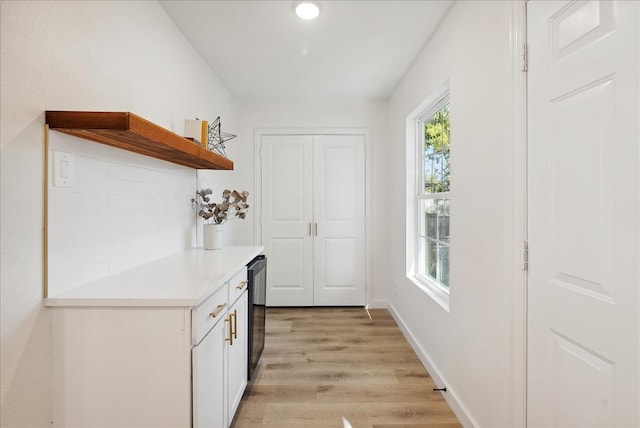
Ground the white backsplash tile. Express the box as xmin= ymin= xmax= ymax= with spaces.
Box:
xmin=48 ymin=134 xmax=196 ymax=296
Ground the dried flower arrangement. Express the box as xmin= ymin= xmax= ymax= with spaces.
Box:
xmin=192 ymin=188 xmax=249 ymax=224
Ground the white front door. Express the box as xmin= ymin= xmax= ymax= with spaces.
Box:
xmin=261 ymin=134 xmax=366 ymax=307
xmin=527 ymin=1 xmax=639 ymax=427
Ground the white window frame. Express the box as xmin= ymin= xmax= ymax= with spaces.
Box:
xmin=406 ymin=83 xmax=450 ymax=310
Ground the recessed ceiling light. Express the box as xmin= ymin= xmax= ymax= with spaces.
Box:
xmin=294 ymin=1 xmax=321 ymax=20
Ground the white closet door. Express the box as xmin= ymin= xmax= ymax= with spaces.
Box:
xmin=261 ymin=133 xmax=366 ymax=307
xmin=313 ymin=135 xmax=366 ymax=306
xmin=262 ymin=135 xmax=314 ymax=306
xmin=527 ymin=1 xmax=639 ymax=426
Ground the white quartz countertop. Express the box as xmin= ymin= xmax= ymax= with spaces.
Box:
xmin=44 ymin=246 xmax=263 ymax=308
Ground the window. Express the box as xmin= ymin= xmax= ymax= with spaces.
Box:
xmin=416 ymin=97 xmax=450 ymax=292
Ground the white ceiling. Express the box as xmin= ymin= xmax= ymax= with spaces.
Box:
xmin=159 ymin=0 xmax=453 ymax=101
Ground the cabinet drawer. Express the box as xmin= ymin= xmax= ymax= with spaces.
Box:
xmin=192 ymin=285 xmax=228 ymax=345
xmin=229 ymin=268 xmax=248 ymax=305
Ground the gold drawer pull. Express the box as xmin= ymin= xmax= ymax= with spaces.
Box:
xmin=236 ymin=280 xmax=248 ymax=291
xmin=209 ymin=303 xmax=227 ymax=318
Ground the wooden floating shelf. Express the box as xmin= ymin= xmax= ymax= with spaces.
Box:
xmin=45 ymin=111 xmax=234 ymax=170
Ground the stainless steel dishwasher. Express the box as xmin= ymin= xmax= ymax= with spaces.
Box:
xmin=246 ymin=255 xmax=266 ymax=381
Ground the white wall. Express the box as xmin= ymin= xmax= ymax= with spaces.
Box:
xmin=0 ymin=1 xmax=236 ymax=425
xmin=237 ymin=99 xmax=390 ymax=307
xmin=387 ymin=2 xmax=525 ymax=427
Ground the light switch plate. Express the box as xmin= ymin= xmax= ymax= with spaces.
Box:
xmin=53 ymin=151 xmax=74 ymax=187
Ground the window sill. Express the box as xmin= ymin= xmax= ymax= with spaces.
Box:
xmin=408 ymin=275 xmax=450 ymax=312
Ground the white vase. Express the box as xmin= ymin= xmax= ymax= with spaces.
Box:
xmin=203 ymin=224 xmax=223 ymax=250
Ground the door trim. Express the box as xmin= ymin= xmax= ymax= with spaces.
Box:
xmin=511 ymin=1 xmax=528 ymax=426
xmin=254 ymin=128 xmax=373 ymax=307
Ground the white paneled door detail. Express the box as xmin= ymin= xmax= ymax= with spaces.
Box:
xmin=527 ymin=1 xmax=639 ymax=427
xmin=262 ymin=135 xmax=314 ymax=306
xmin=262 ymin=134 xmax=366 ymax=306
xmin=313 ymin=136 xmax=366 ymax=306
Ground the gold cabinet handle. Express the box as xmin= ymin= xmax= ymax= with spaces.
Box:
xmin=308 ymin=222 xmax=312 ymax=236
xmin=232 ymin=309 xmax=238 ymax=340
xmin=236 ymin=280 xmax=248 ymax=291
xmin=315 ymin=223 xmax=318 ymax=236
xmin=225 ymin=315 xmax=233 ymax=345
xmin=209 ymin=303 xmax=227 ymax=318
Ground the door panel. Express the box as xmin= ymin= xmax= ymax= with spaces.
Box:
xmin=550 ymin=331 xmax=614 ymax=428
xmin=192 ymin=320 xmax=225 ymax=428
xmin=313 ymin=135 xmax=365 ymax=306
xmin=227 ymin=292 xmax=248 ymax=419
xmin=268 ymin=238 xmax=309 ymax=306
xmin=323 ymin=238 xmax=356 ymax=284
xmin=261 ymin=133 xmax=366 ymax=307
xmin=527 ymin=1 xmax=639 ymax=426
xmin=262 ymin=136 xmax=314 ymax=306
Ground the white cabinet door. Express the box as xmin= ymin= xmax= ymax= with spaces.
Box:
xmin=527 ymin=1 xmax=639 ymax=426
xmin=193 ymin=281 xmax=248 ymax=428
xmin=262 ymin=134 xmax=366 ymax=306
xmin=192 ymin=319 xmax=226 ymax=428
xmin=227 ymin=290 xmax=248 ymax=420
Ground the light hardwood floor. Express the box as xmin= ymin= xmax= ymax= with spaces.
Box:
xmin=232 ymin=307 xmax=461 ymax=428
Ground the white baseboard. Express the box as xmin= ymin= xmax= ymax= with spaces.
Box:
xmin=387 ymin=302 xmax=478 ymax=428
xmin=368 ymin=299 xmax=388 ymax=309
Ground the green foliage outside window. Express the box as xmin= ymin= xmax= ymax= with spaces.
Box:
xmin=424 ymin=105 xmax=450 ymax=193
xmin=420 ymin=102 xmax=450 ymax=291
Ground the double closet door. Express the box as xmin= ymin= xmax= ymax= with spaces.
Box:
xmin=261 ymin=134 xmax=365 ymax=307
